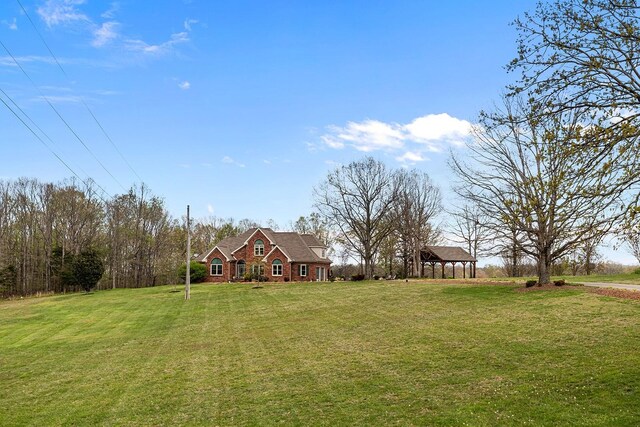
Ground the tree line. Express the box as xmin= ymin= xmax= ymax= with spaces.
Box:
xmin=0 ymin=178 xmax=184 ymax=296
xmin=0 ymin=177 xmax=337 ymax=297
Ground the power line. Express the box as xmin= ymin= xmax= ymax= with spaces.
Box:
xmin=0 ymin=39 xmax=127 ymax=192
xmin=0 ymin=88 xmax=110 ymax=204
xmin=0 ymin=85 xmax=95 ymax=182
xmin=15 ymin=0 xmax=144 ymax=184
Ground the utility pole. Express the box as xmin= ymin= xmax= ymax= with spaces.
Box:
xmin=185 ymin=204 xmax=191 ymax=300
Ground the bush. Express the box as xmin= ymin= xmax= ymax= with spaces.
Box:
xmin=525 ymin=280 xmax=537 ymax=288
xmin=72 ymin=249 xmax=105 ymax=292
xmin=554 ymin=279 xmax=565 ymax=286
xmin=373 ymin=275 xmax=380 ymax=280
xmin=284 ymin=277 xmax=289 ymax=282
xmin=633 ymin=267 xmax=640 ymax=275
xmin=0 ymin=265 xmax=16 ymax=295
xmin=178 ymin=261 xmax=207 ymax=283
xmin=351 ymin=274 xmax=365 ymax=281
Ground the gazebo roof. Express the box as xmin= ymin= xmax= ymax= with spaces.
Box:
xmin=421 ymin=246 xmax=476 ymax=263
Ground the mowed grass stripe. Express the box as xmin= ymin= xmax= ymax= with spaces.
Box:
xmin=1 ymin=281 xmax=639 ymax=426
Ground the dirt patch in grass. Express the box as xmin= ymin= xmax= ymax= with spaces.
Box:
xmin=587 ymin=287 xmax=640 ymax=301
xmin=405 ymin=279 xmax=518 ymax=286
xmin=515 ymin=284 xmax=581 ymax=292
xmin=513 ymin=283 xmax=640 ymax=301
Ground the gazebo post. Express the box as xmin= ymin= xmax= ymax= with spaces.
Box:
xmin=431 ymin=262 xmax=435 ymax=279
xmin=440 ymin=261 xmax=446 ymax=278
xmin=452 ymin=262 xmax=455 ymax=278
xmin=462 ymin=261 xmax=467 ymax=278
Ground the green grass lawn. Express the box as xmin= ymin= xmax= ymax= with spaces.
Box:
xmin=1 ymin=281 xmax=639 ymax=426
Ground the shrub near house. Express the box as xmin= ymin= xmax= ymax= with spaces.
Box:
xmin=198 ymin=228 xmax=331 ymax=283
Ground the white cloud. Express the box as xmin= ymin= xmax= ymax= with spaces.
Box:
xmin=222 ymin=156 xmax=245 ymax=168
xmin=37 ymin=94 xmax=84 ymax=104
xmin=184 ymin=19 xmax=198 ymax=31
xmin=330 ymin=120 xmax=404 ymax=152
xmin=0 ymin=55 xmax=59 ymax=67
xmin=36 ymin=0 xmax=190 ymax=60
xmin=38 ymin=0 xmax=89 ymax=27
xmin=101 ymin=2 xmax=120 ymax=19
xmin=320 ymin=135 xmax=344 ymax=149
xmin=320 ymin=113 xmax=473 ymax=162
xmin=125 ymin=32 xmax=189 ymax=55
xmin=2 ymin=18 xmax=18 ymax=30
xmin=92 ymin=21 xmax=120 ymax=47
xmin=404 ymin=113 xmax=473 ymax=149
xmin=395 ymin=151 xmax=427 ymax=164
xmin=91 ymin=89 xmax=120 ymax=96
xmin=207 ymin=204 xmax=214 ymax=214
xmin=178 ymin=80 xmax=191 ymax=90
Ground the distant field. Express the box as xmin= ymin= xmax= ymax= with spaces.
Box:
xmin=1 ymin=281 xmax=639 ymax=426
xmin=556 ymin=272 xmax=640 ymax=285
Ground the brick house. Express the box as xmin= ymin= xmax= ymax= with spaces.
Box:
xmin=198 ymin=228 xmax=331 ymax=283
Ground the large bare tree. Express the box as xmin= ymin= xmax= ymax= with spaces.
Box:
xmin=509 ymin=0 xmax=640 ymax=212
xmin=314 ymin=157 xmax=399 ymax=279
xmin=451 ymin=96 xmax=625 ymax=284
xmin=393 ymin=170 xmax=442 ymax=277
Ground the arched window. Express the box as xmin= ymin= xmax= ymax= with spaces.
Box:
xmin=272 ymin=259 xmax=283 ymax=276
xmin=254 ymin=239 xmax=264 ymax=256
xmin=211 ymin=258 xmax=223 ymax=276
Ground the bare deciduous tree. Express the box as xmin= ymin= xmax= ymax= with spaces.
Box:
xmin=290 ymin=212 xmax=335 ymax=257
xmin=448 ymin=204 xmax=490 ymax=260
xmin=451 ymin=96 xmax=624 ymax=284
xmin=394 ymin=170 xmax=442 ymax=277
xmin=509 ymin=0 xmax=640 ymax=208
xmin=314 ymin=157 xmax=399 ymax=279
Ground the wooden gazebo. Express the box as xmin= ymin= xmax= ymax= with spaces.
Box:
xmin=420 ymin=246 xmax=477 ymax=279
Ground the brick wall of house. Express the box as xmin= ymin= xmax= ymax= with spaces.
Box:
xmin=290 ymin=262 xmax=331 ymax=282
xmin=242 ymin=230 xmax=272 ymax=279
xmin=263 ymin=247 xmax=289 ymax=282
xmin=203 ymin=247 xmax=230 ymax=283
xmin=201 ymin=229 xmax=332 ymax=284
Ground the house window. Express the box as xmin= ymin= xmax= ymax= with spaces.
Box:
xmin=299 ymin=264 xmax=307 ymax=276
xmin=211 ymin=258 xmax=223 ymax=276
xmin=251 ymin=264 xmax=264 ymax=276
xmin=254 ymin=239 xmax=264 ymax=256
xmin=272 ymin=259 xmax=283 ymax=276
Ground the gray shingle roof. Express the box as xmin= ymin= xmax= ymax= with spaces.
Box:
xmin=421 ymin=246 xmax=476 ymax=262
xmin=200 ymin=228 xmax=330 ymax=264
xmin=300 ymin=233 xmax=324 ymax=247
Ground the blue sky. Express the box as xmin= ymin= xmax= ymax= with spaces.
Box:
xmin=1 ymin=1 xmax=634 ymax=263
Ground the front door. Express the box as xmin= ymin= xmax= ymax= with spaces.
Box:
xmin=316 ymin=267 xmax=325 ymax=281
xmin=236 ymin=261 xmax=245 ymax=278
